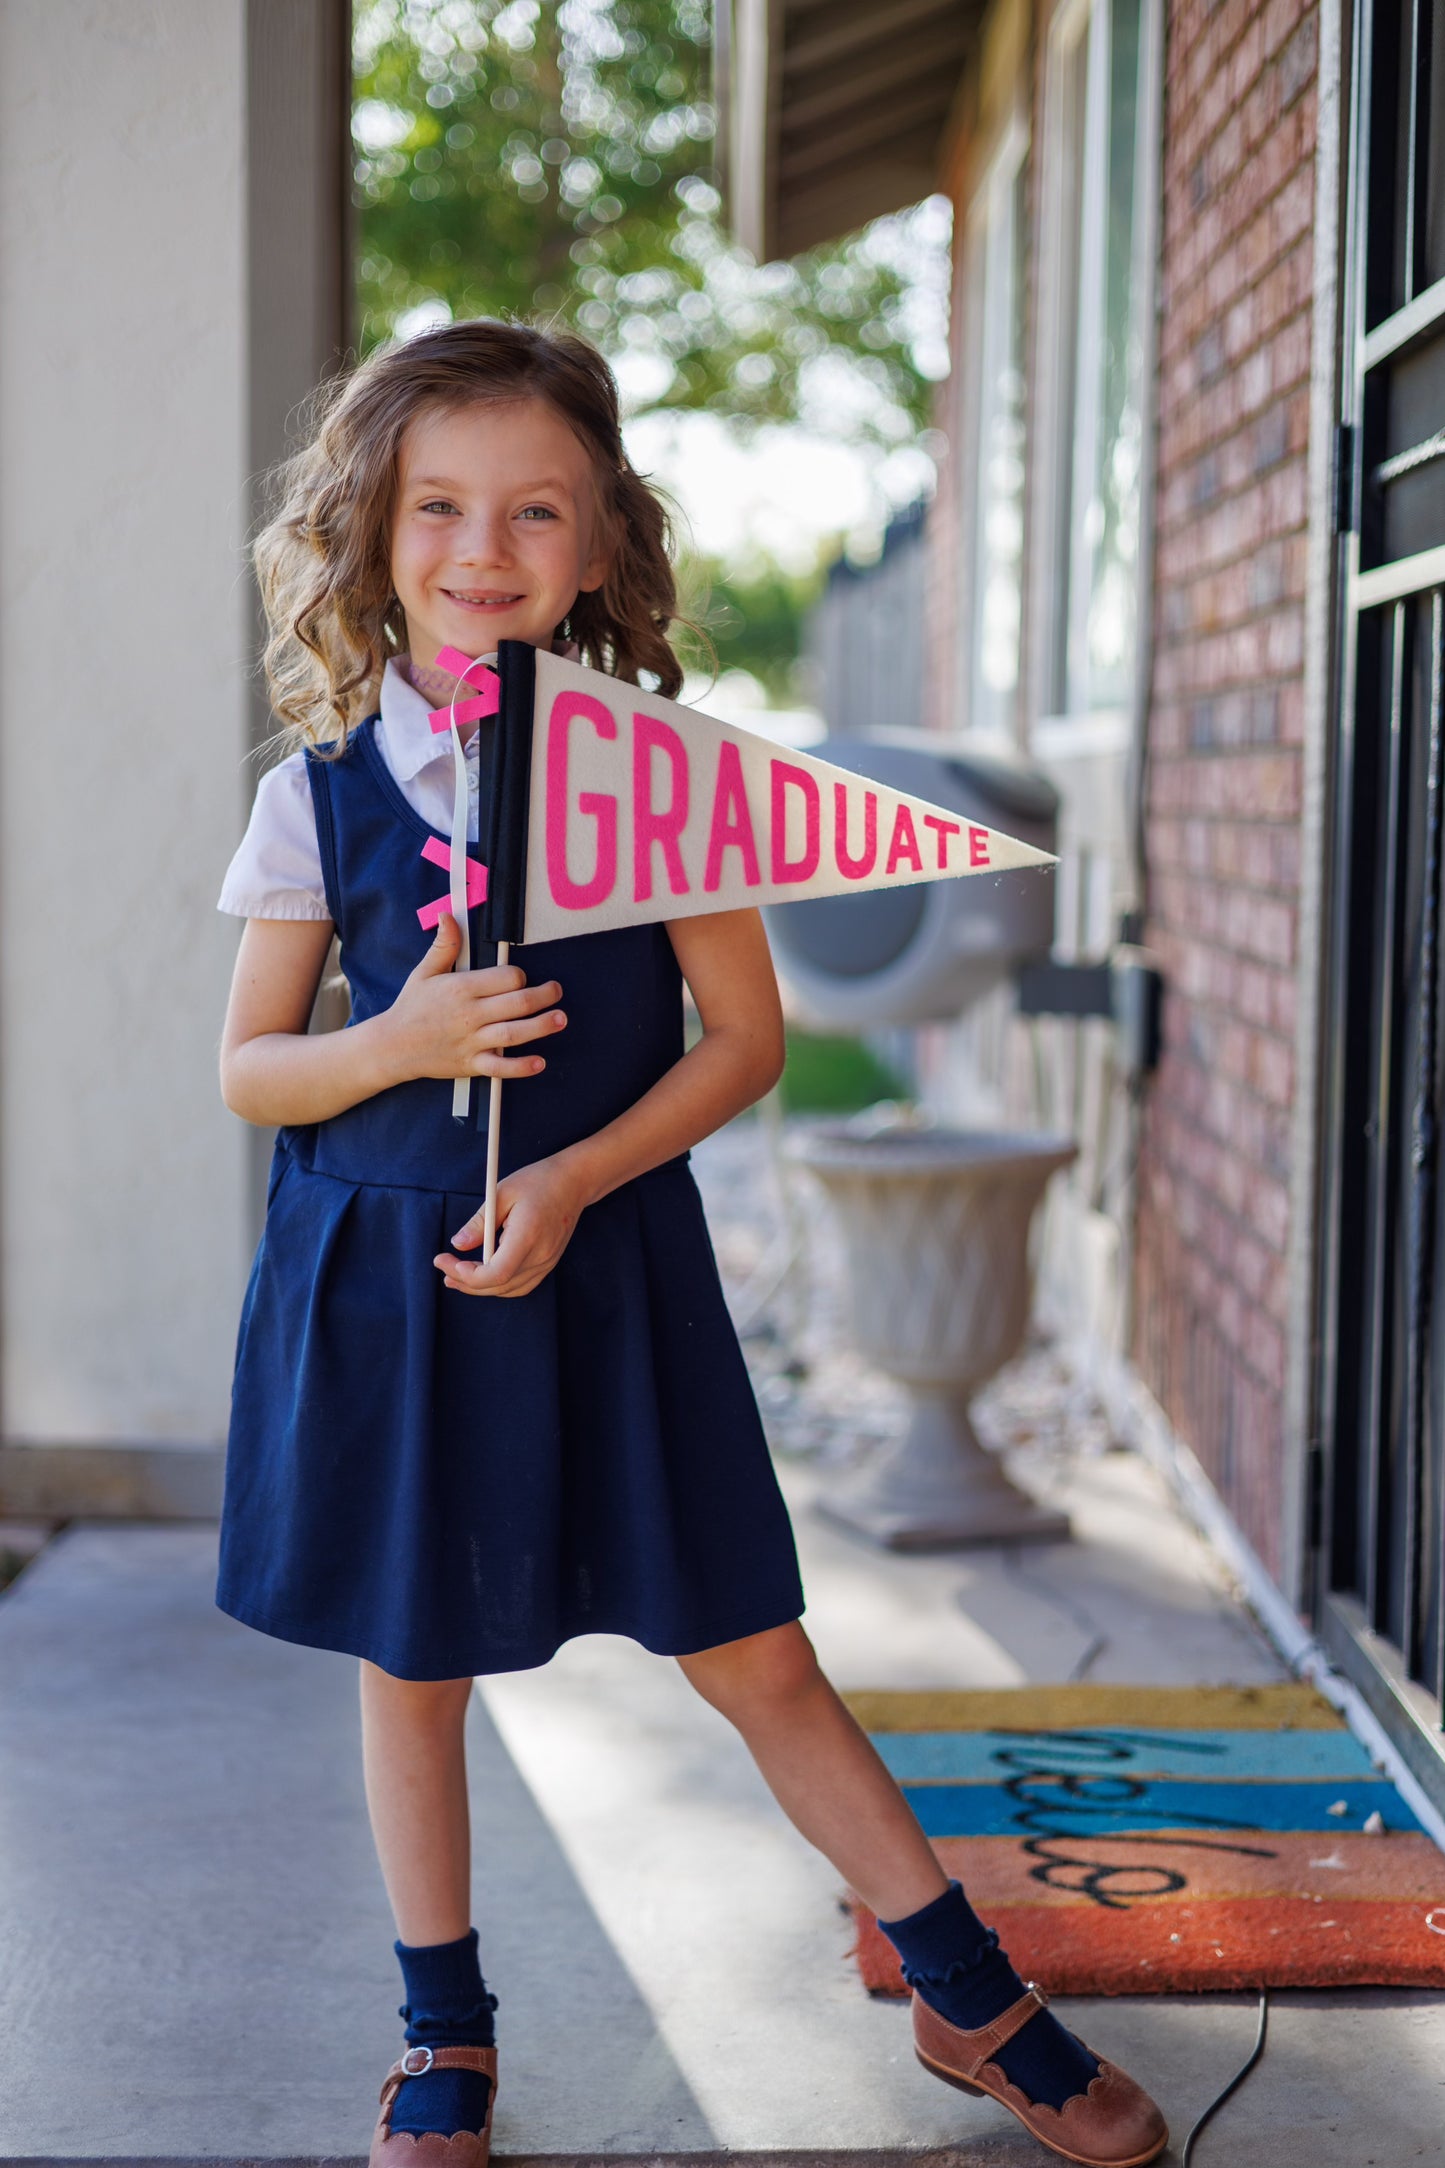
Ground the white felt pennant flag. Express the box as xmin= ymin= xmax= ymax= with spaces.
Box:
xmin=518 ymin=649 xmax=1055 ymax=944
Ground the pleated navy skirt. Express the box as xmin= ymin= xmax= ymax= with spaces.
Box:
xmin=216 ymin=720 xmax=805 ymax=1680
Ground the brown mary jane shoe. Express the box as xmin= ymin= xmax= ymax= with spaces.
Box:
xmin=913 ymin=1985 xmax=1167 ymax=2168
xmin=369 ymin=2043 xmax=498 ymax=2167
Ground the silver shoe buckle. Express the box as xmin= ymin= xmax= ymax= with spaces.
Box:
xmin=401 ymin=2046 xmax=435 ymax=2076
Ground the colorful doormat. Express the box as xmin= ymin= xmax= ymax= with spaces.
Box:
xmin=844 ymin=1685 xmax=1445 ymax=1994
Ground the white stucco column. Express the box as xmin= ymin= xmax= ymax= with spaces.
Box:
xmin=0 ymin=2 xmax=348 ymax=1496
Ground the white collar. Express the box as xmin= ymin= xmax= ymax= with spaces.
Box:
xmin=377 ymin=656 xmax=446 ymax=786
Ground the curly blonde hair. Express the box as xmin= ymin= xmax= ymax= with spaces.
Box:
xmin=252 ymin=318 xmax=686 ymax=754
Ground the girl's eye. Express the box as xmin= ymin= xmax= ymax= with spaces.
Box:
xmin=413 ymin=499 xmax=559 ymax=519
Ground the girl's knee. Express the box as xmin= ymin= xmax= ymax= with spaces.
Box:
xmin=677 ymin=1620 xmax=822 ymax=1720
xmin=359 ymin=1658 xmax=474 ymax=1721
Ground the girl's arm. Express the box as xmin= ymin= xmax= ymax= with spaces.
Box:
xmin=441 ymin=906 xmax=783 ymax=1296
xmin=219 ymin=912 xmax=568 ymax=1127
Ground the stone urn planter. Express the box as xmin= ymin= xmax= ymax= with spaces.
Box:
xmin=787 ymin=1120 xmax=1077 ymax=1548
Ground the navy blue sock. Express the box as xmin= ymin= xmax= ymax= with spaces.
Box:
xmin=877 ymin=1881 xmax=1098 ymax=2112
xmin=390 ymin=1928 xmax=497 ymax=2139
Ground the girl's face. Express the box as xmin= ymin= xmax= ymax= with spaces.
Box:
xmin=389 ymin=396 xmax=610 ymax=667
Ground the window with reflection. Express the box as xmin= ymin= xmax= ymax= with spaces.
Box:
xmin=965 ymin=118 xmax=1030 ymax=744
xmin=1046 ymin=0 xmax=1152 ymax=722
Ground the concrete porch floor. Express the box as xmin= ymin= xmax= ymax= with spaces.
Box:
xmin=0 ymin=1123 xmax=1442 ymax=2164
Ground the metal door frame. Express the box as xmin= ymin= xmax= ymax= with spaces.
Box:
xmin=1314 ymin=0 xmax=1445 ymax=1806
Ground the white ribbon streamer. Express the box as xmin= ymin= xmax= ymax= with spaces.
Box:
xmin=439 ymin=650 xmax=498 ymax=1121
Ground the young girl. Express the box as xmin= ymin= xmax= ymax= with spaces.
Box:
xmin=215 ymin=318 xmax=1166 ymax=2168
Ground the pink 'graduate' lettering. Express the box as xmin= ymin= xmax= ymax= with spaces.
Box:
xmin=633 ymin=712 xmax=691 ymax=901
xmin=704 ymin=741 xmax=761 ymax=892
xmin=834 ymin=783 xmax=878 ymax=880
xmin=923 ymin=814 xmax=961 ymax=868
xmin=886 ymin=804 xmax=924 ymax=874
xmin=546 ymin=690 xmax=619 ymax=910
xmin=771 ymin=761 xmax=821 ymax=884
xmin=514 ymin=651 xmax=1055 ymax=943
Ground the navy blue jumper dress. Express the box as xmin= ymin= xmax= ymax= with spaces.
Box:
xmin=216 ymin=716 xmax=805 ymax=1680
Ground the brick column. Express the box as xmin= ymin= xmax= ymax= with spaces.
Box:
xmin=1133 ymin=0 xmax=1320 ymax=1581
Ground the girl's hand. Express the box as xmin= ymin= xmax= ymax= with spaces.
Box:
xmin=434 ymin=1155 xmax=591 ymax=1298
xmin=379 ymin=912 xmax=566 ymax=1084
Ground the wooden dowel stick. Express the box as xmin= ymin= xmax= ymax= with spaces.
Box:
xmin=482 ymin=939 xmax=509 ymax=1262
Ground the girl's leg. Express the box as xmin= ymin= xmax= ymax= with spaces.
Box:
xmin=359 ymin=1662 xmax=497 ymax=2142
xmin=359 ymin=1663 xmax=475 ymax=1943
xmin=678 ymin=1620 xmax=946 ymax=1920
xmin=676 ymin=1623 xmax=1101 ymax=2112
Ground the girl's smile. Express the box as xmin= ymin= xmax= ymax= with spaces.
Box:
xmin=390 ymin=398 xmax=610 ymax=669
xmin=441 ymin=588 xmax=524 ymax=611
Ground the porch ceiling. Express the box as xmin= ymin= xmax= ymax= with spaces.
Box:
xmin=718 ymin=0 xmax=983 ymax=262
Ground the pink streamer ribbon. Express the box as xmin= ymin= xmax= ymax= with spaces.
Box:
xmin=430 ymin=646 xmax=500 ymax=730
xmin=417 ymin=836 xmax=488 ymax=928
xmin=429 ymin=644 xmax=499 ymax=1122
xmin=428 ymin=686 xmax=499 ymax=734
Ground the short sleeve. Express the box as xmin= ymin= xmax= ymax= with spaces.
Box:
xmin=217 ymin=753 xmax=333 ymax=921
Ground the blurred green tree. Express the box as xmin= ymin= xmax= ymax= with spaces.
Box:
xmin=687 ymin=552 xmax=828 ymax=702
xmin=354 ymin=0 xmax=949 ymax=455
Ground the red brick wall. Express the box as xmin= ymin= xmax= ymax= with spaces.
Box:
xmin=1133 ymin=0 xmax=1319 ymax=1580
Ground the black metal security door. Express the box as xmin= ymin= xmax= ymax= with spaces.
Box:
xmin=1317 ymin=0 xmax=1445 ymax=1799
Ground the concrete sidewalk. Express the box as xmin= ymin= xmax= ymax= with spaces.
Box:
xmin=480 ymin=1447 xmax=1445 ymax=2166
xmin=1 ymin=1121 xmax=1442 ymax=2164
xmin=0 ymin=1521 xmax=711 ymax=2164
